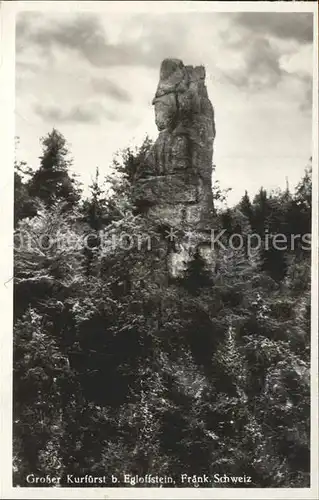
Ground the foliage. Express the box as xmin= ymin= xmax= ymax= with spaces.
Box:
xmin=14 ymin=145 xmax=37 ymax=226
xmin=13 ymin=134 xmax=311 ymax=487
xmin=28 ymin=129 xmax=81 ymax=209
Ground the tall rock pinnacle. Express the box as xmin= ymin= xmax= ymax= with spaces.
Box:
xmin=133 ymin=58 xmax=216 ymax=276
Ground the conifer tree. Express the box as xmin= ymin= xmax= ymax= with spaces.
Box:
xmin=81 ymin=167 xmax=109 ymax=276
xmin=252 ymin=187 xmax=270 ymax=235
xmin=289 ymin=162 xmax=312 ymax=238
xmin=238 ymin=190 xmax=253 ymax=225
xmin=82 ymin=167 xmax=108 ymax=231
xmin=28 ymin=129 xmax=81 ymax=209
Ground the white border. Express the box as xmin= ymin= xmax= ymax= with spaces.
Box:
xmin=0 ymin=1 xmax=318 ymax=499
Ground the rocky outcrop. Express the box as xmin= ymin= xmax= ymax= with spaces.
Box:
xmin=133 ymin=58 xmax=216 ymax=277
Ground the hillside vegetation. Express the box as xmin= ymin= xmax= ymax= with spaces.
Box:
xmin=13 ymin=130 xmax=311 ymax=487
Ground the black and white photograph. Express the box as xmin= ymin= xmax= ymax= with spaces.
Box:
xmin=0 ymin=1 xmax=318 ymax=497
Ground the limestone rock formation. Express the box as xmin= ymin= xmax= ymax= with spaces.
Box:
xmin=133 ymin=58 xmax=216 ymax=277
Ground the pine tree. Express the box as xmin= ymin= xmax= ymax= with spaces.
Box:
xmin=28 ymin=129 xmax=81 ymax=209
xmin=252 ymin=187 xmax=270 ymax=235
xmin=295 ymin=160 xmax=312 ymax=211
xmin=82 ymin=167 xmax=108 ymax=231
xmin=289 ymin=162 xmax=312 ymax=238
xmin=238 ymin=190 xmax=253 ymax=225
xmin=81 ymin=167 xmax=109 ymax=276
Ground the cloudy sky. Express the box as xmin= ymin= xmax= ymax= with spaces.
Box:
xmin=15 ymin=9 xmax=313 ymax=205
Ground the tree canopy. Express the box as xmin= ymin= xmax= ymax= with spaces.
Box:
xmin=13 ymin=130 xmax=312 ymax=487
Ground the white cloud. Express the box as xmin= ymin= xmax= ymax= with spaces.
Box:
xmin=15 ymin=11 xmax=313 ymax=204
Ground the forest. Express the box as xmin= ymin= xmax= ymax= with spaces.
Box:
xmin=13 ymin=128 xmax=311 ymax=487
